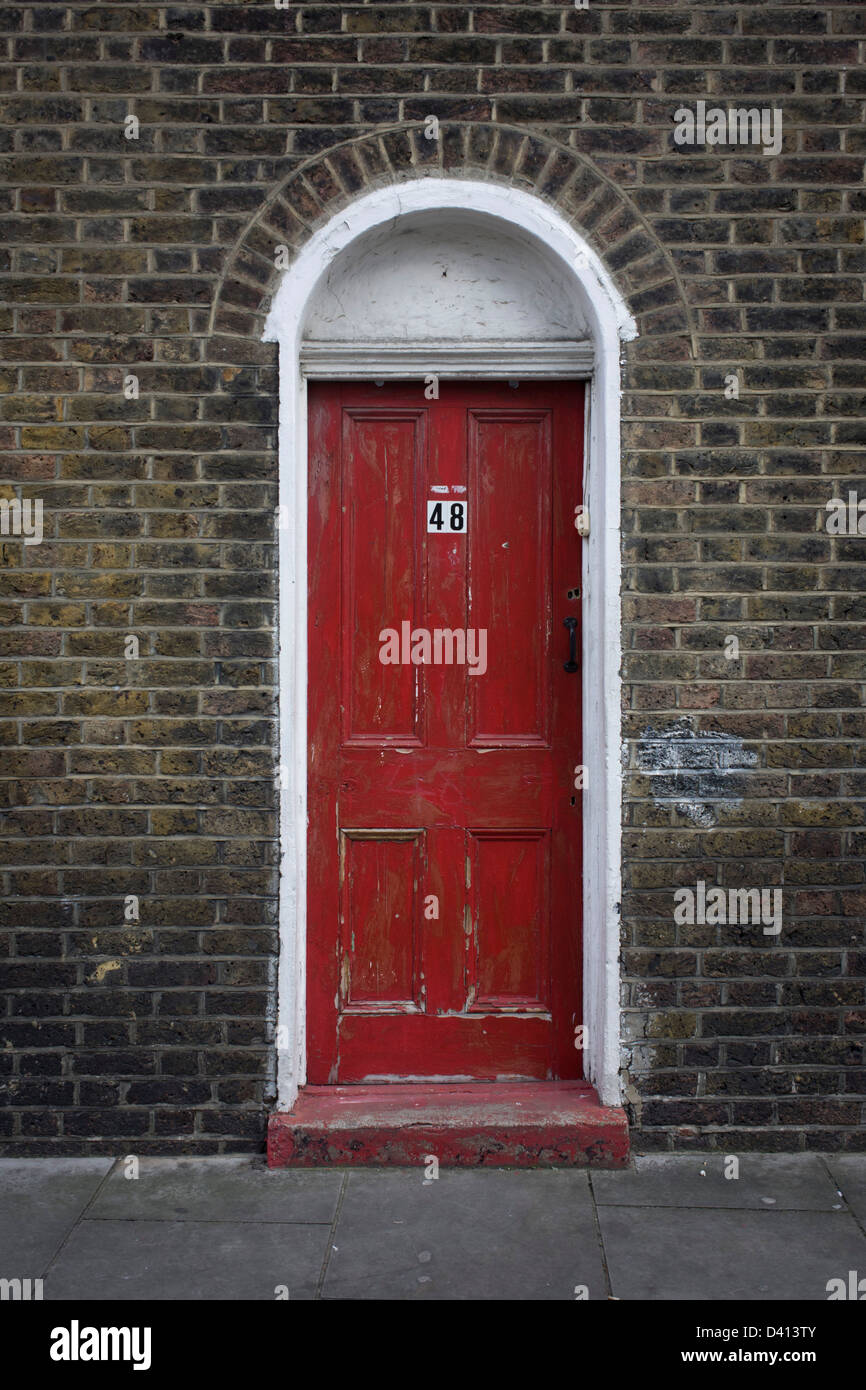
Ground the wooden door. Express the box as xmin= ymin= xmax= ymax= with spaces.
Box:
xmin=307 ymin=381 xmax=584 ymax=1083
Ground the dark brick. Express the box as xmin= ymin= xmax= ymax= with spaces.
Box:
xmin=0 ymin=0 xmax=861 ymax=1160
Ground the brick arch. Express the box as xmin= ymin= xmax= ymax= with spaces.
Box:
xmin=209 ymin=123 xmax=693 ymax=353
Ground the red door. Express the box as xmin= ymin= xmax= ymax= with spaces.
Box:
xmin=307 ymin=381 xmax=583 ymax=1083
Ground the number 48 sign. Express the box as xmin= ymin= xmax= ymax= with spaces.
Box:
xmin=427 ymin=500 xmax=466 ymax=533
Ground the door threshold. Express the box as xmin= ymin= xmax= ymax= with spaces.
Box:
xmin=267 ymin=1081 xmax=629 ymax=1168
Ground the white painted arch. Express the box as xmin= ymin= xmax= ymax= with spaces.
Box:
xmin=263 ymin=177 xmax=637 ymax=1111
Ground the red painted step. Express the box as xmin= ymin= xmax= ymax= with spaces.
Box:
xmin=268 ymin=1082 xmax=629 ymax=1168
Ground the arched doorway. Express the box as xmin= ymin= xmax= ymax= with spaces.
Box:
xmin=264 ymin=178 xmax=636 ymax=1158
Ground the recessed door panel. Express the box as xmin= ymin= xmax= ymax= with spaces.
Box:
xmin=340 ymin=830 xmax=424 ymax=1012
xmin=466 ymin=828 xmax=550 ymax=1013
xmin=341 ymin=410 xmax=426 ymax=746
xmin=468 ymin=412 xmax=552 ymax=747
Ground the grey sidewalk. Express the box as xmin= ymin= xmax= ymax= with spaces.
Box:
xmin=2 ymin=1154 xmax=865 ymax=1301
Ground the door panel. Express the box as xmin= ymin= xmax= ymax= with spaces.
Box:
xmin=467 ymin=828 xmax=550 ymax=1013
xmin=307 ymin=380 xmax=584 ymax=1083
xmin=468 ymin=411 xmax=552 ymax=745
xmin=341 ymin=410 xmax=427 ymax=746
xmin=340 ymin=829 xmax=424 ymax=1012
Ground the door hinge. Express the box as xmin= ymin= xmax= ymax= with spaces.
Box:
xmin=574 ymin=504 xmax=589 ymax=537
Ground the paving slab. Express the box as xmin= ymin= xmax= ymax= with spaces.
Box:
xmin=593 ymin=1154 xmax=843 ymax=1210
xmin=323 ymin=1167 xmax=604 ymax=1300
xmin=45 ymin=1218 xmax=329 ymax=1301
xmin=88 ymin=1155 xmax=343 ymax=1224
xmin=0 ymin=1158 xmax=113 ymax=1276
xmin=823 ymin=1157 xmax=866 ymax=1225
xmin=598 ymin=1206 xmax=866 ymax=1301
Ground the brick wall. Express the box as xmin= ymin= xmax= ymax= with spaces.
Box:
xmin=0 ymin=0 xmax=864 ymax=1154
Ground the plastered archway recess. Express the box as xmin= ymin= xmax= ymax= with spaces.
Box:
xmin=262 ymin=176 xmax=638 ymax=1110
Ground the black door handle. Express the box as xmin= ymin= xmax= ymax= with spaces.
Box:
xmin=563 ymin=617 xmax=578 ymax=673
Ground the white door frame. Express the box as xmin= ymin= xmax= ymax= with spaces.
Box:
xmin=263 ymin=178 xmax=636 ymax=1110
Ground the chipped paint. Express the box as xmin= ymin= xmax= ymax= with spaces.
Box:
xmin=635 ymin=717 xmax=758 ymax=828
xmin=620 ymin=1069 xmax=644 ymax=1127
xmin=87 ymin=960 xmax=122 ymax=984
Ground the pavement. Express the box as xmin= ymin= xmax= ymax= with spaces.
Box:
xmin=2 ymin=1153 xmax=866 ymax=1301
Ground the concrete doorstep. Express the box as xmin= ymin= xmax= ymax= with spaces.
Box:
xmin=1 ymin=1153 xmax=865 ymax=1302
xmin=268 ymin=1081 xmax=629 ymax=1168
